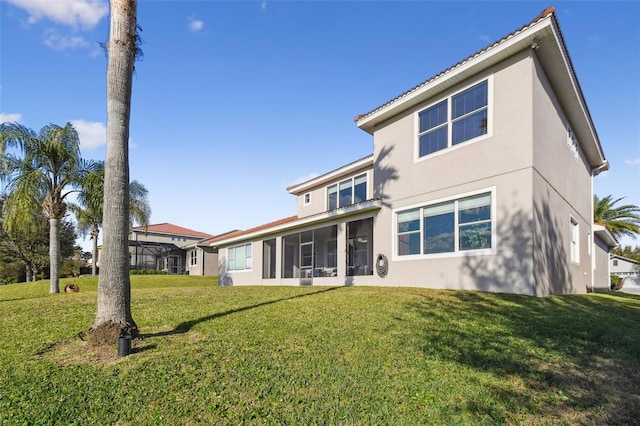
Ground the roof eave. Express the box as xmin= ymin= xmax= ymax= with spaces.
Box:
xmin=544 ymin=17 xmax=607 ymax=169
xmin=287 ymin=155 xmax=374 ymax=195
xmin=210 ymin=200 xmax=382 ymax=248
xmin=594 ymin=224 xmax=619 ymax=248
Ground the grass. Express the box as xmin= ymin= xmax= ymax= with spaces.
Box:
xmin=1 ymin=276 xmax=639 ymax=425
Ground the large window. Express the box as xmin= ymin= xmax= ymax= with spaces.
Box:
xmin=396 ymin=191 xmax=493 ymax=257
xmin=418 ymin=80 xmax=489 ymax=157
xmin=227 ymin=243 xmax=252 ymax=271
xmin=327 ymin=173 xmax=367 ymax=210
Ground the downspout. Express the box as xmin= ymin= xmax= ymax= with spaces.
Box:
xmin=201 ymin=247 xmax=205 ymax=276
xmin=590 ymin=161 xmax=609 ymax=292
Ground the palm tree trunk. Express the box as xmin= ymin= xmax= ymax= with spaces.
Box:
xmin=49 ymin=218 xmax=60 ymax=293
xmin=92 ymin=0 xmax=138 ymax=341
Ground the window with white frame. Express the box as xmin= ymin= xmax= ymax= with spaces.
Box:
xmin=396 ymin=192 xmax=493 ymax=257
xmin=190 ymin=250 xmax=197 ymax=266
xmin=570 ymin=217 xmax=579 ymax=263
xmin=327 ymin=173 xmax=367 ymax=210
xmin=418 ymin=79 xmax=489 ymax=158
xmin=566 ymin=124 xmax=580 ymax=160
xmin=304 ymin=193 xmax=311 ymax=205
xmin=227 ymin=243 xmax=252 ymax=271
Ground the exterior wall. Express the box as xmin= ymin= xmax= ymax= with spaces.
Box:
xmin=186 ymin=247 xmax=219 ymax=276
xmin=368 ymin=50 xmax=537 ymax=294
xmin=218 ymin=211 xmax=379 ymax=286
xmin=593 ymin=236 xmax=611 ymax=292
xmin=531 ymin=52 xmax=593 ymax=295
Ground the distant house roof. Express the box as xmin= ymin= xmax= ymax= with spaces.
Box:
xmin=131 ymin=223 xmax=214 ymax=239
xmin=354 ymin=6 xmax=607 ymax=171
xmin=610 ymin=254 xmax=639 ymax=265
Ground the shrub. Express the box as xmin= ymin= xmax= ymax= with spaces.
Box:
xmin=611 ymin=274 xmax=623 ymax=290
xmin=129 ymin=269 xmax=167 ymax=275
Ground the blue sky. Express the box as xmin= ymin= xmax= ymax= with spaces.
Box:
xmin=1 ymin=0 xmax=639 ymax=251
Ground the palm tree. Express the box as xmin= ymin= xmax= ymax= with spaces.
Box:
xmin=70 ymin=161 xmax=151 ymax=276
xmin=92 ymin=0 xmax=141 ymax=341
xmin=594 ymin=195 xmax=640 ymax=239
xmin=0 ymin=122 xmax=98 ymax=293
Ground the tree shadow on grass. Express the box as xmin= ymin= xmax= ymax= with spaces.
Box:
xmin=140 ymin=287 xmax=341 ymax=339
xmin=403 ymin=290 xmax=640 ymax=423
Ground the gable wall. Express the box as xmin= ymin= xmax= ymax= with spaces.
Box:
xmin=365 ymin=49 xmax=538 ymax=294
xmin=531 ymin=52 xmax=593 ymax=295
xmin=294 ymin=166 xmax=374 ymax=217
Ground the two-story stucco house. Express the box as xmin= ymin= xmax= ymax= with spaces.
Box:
xmin=209 ymin=8 xmax=614 ymax=296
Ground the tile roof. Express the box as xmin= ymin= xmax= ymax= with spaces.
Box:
xmin=131 ymin=223 xmax=214 ymax=239
xmin=209 ymin=198 xmax=383 ymax=246
xmin=207 ymin=216 xmax=299 ymax=244
xmin=354 ymin=6 xmax=556 ymax=124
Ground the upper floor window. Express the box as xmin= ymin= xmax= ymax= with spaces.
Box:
xmin=228 ymin=243 xmax=252 ymax=271
xmin=395 ymin=191 xmax=493 ymax=258
xmin=304 ymin=193 xmax=311 ymax=205
xmin=566 ymin=124 xmax=580 ymax=161
xmin=418 ymin=79 xmax=489 ymax=158
xmin=327 ymin=173 xmax=367 ymax=210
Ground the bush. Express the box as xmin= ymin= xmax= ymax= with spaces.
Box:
xmin=611 ymin=274 xmax=623 ymax=290
xmin=129 ymin=269 xmax=167 ymax=275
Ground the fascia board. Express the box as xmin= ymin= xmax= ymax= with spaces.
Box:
xmin=210 ymin=200 xmax=382 ymax=248
xmin=287 ymin=156 xmax=374 ymax=195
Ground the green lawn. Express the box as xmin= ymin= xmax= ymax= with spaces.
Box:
xmin=1 ymin=276 xmax=638 ymax=425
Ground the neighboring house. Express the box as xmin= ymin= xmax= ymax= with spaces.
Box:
xmin=209 ymin=8 xmax=612 ymax=296
xmin=98 ymin=223 xmax=216 ymax=275
xmin=610 ymin=254 xmax=640 ymax=288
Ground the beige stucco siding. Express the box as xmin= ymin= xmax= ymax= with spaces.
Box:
xmin=530 ymin=52 xmax=593 ymax=295
xmin=593 ymin=236 xmax=611 ymax=292
xmin=372 ymin=50 xmax=534 ymax=204
xmin=532 ymin=172 xmax=592 ymax=295
xmin=186 ymin=248 xmax=218 ymax=276
xmin=365 ymin=50 xmax=537 ymax=294
xmin=531 ymin=53 xmax=592 ymax=216
xmin=371 ymin=168 xmax=535 ymax=294
xmin=295 ymin=167 xmax=374 ymax=217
